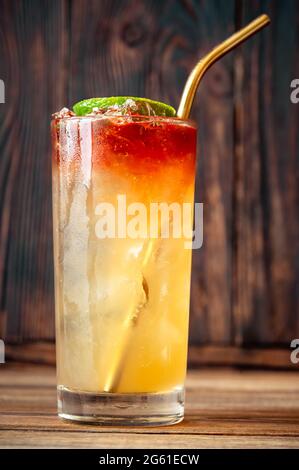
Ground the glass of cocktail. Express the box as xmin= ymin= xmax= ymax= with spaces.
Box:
xmin=51 ymin=14 xmax=270 ymax=426
xmin=51 ymin=99 xmax=197 ymax=425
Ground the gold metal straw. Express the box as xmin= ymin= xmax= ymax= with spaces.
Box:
xmin=177 ymin=14 xmax=270 ymax=119
xmin=103 ymin=239 xmax=154 ymax=392
xmin=104 ymin=14 xmax=270 ymax=393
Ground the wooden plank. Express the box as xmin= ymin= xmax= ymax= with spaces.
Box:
xmin=0 ymin=0 xmax=68 ymax=341
xmin=0 ymin=362 xmax=55 ymax=386
xmin=1 ymin=430 xmax=299 ymax=449
xmin=0 ymin=365 xmax=299 ymax=448
xmin=233 ymin=1 xmax=299 ymax=343
xmin=188 ymin=345 xmax=297 ymax=369
xmin=1 ymin=413 xmax=299 ymax=437
xmin=5 ymin=342 xmax=56 ymax=365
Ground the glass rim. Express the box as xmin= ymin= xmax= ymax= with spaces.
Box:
xmin=51 ymin=113 xmax=197 ymax=128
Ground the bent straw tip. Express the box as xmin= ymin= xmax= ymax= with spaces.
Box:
xmin=253 ymin=14 xmax=271 ymax=30
xmin=258 ymin=13 xmax=271 ymax=24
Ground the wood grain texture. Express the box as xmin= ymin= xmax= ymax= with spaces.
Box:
xmin=188 ymin=0 xmax=235 ymax=344
xmin=0 ymin=364 xmax=299 ymax=448
xmin=0 ymin=0 xmax=68 ymax=341
xmin=233 ymin=0 xmax=299 ymax=344
xmin=0 ymin=0 xmax=298 ymax=351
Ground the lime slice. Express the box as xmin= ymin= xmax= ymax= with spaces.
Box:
xmin=73 ymin=96 xmax=176 ymax=117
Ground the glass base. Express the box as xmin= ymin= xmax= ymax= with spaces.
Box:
xmin=57 ymin=386 xmax=184 ymax=426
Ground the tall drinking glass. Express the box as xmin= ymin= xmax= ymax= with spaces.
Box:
xmin=51 ymin=112 xmax=197 ymax=425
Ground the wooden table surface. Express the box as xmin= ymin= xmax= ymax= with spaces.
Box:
xmin=0 ymin=363 xmax=299 ymax=449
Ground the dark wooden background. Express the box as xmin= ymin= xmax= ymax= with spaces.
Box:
xmin=0 ymin=0 xmax=298 ymax=367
